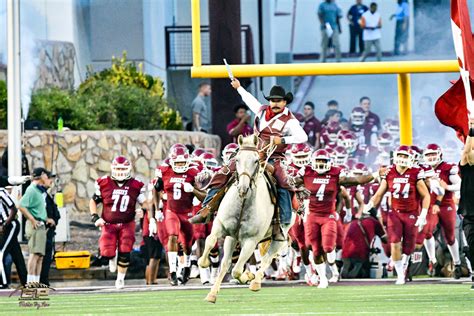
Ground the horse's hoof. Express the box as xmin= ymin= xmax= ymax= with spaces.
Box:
xmin=198 ymin=257 xmax=210 ymax=269
xmin=205 ymin=293 xmax=217 ymax=303
xmin=249 ymin=280 xmax=261 ymax=292
xmin=246 ymin=271 xmax=255 ymax=282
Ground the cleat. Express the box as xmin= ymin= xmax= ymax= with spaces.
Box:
xmin=454 ymin=264 xmax=463 ymax=280
xmin=292 ymin=256 xmax=302 ymax=274
xmin=427 ymin=262 xmax=435 ymax=277
xmin=170 ymin=272 xmax=179 ymax=286
xmin=317 ymin=277 xmax=328 ymax=289
xmin=115 ymin=279 xmax=124 ymax=289
xmin=190 ymin=265 xmax=200 ymax=278
xmin=180 ymin=267 xmax=191 ymax=285
xmin=395 ymin=277 xmax=406 ymax=285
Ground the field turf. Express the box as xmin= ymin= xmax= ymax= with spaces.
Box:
xmin=0 ymin=283 xmax=473 ymax=315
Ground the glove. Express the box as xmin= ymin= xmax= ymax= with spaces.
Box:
xmin=415 ymin=208 xmax=428 ymax=232
xmin=363 ymin=201 xmax=374 ymax=215
xmin=149 ymin=218 xmax=157 ymax=236
xmin=343 ymin=209 xmax=352 ymax=223
xmin=8 ymin=175 xmax=32 ymax=185
xmin=155 ymin=210 xmax=165 ymax=222
xmin=183 ymin=182 xmax=194 ymax=193
xmin=430 ymin=179 xmax=445 ymax=196
xmin=95 ymin=218 xmax=106 ymax=227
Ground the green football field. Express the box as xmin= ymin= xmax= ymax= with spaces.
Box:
xmin=1 ymin=283 xmax=473 ymax=315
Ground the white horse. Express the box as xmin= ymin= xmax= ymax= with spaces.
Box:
xmin=198 ymin=134 xmax=296 ymax=303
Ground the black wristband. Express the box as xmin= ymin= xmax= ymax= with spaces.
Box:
xmin=91 ymin=213 xmax=100 ymax=223
xmin=435 ymin=200 xmax=442 ymax=206
xmin=469 ymin=128 xmax=474 ymax=137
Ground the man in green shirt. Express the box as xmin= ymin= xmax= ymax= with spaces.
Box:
xmin=18 ymin=168 xmax=56 ymax=284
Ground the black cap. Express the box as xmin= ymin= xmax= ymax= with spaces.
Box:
xmin=32 ymin=168 xmax=56 ymax=179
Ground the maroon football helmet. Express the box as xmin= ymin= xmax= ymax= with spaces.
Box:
xmin=222 ymin=143 xmax=239 ymax=165
xmin=191 ymin=148 xmax=207 ymax=163
xmin=410 ymin=145 xmax=422 ymax=166
xmin=111 ymin=156 xmax=132 ymax=181
xmin=393 ymin=145 xmax=413 ymax=168
xmin=325 ymin=121 xmax=341 ymax=144
xmin=423 ymin=143 xmax=442 ymax=166
xmin=200 ymin=152 xmax=219 ymax=170
xmin=169 ymin=146 xmax=190 ymax=173
xmin=291 ymin=143 xmax=312 ymax=167
xmin=351 ymin=162 xmax=369 ymax=176
xmin=350 ymin=107 xmax=366 ymax=126
xmin=377 ymin=132 xmax=393 ymax=151
xmin=337 ymin=131 xmax=358 ymax=154
xmin=311 ymin=149 xmax=332 ymax=174
xmin=332 ymin=145 xmax=348 ymax=166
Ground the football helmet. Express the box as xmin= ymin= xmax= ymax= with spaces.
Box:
xmin=393 ymin=145 xmax=413 ymax=168
xmin=222 ymin=143 xmax=239 ymax=165
xmin=423 ymin=143 xmax=442 ymax=166
xmin=410 ymin=145 xmax=422 ymax=167
xmin=332 ymin=145 xmax=348 ymax=166
xmin=311 ymin=149 xmax=332 ymax=174
xmin=350 ymin=107 xmax=366 ymax=126
xmin=291 ymin=143 xmax=312 ymax=168
xmin=377 ymin=132 xmax=393 ymax=152
xmin=351 ymin=162 xmax=369 ymax=177
xmin=385 ymin=119 xmax=400 ymax=137
xmin=111 ymin=156 xmax=132 ymax=182
xmin=200 ymin=152 xmax=219 ymax=170
xmin=191 ymin=148 xmax=207 ymax=163
xmin=169 ymin=146 xmax=190 ymax=173
xmin=337 ymin=131 xmax=358 ymax=154
xmin=325 ymin=121 xmax=341 ymax=144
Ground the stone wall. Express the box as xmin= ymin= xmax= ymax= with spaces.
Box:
xmin=0 ymin=130 xmax=220 ymax=216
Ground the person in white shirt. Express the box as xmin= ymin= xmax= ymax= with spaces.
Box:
xmin=359 ymin=2 xmax=382 ymax=62
xmin=189 ymin=79 xmax=307 ymax=241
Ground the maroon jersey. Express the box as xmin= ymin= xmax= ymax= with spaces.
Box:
xmin=348 ymin=185 xmax=364 ymax=216
xmin=433 ymin=162 xmax=458 ymax=206
xmin=286 ymin=162 xmax=301 ymax=177
xmin=342 ymin=217 xmax=385 ymax=260
xmin=364 ymin=182 xmax=380 ymax=204
xmin=383 ymin=166 xmax=424 ymax=212
xmin=158 ymin=165 xmax=199 ymax=214
xmin=303 ymin=116 xmax=322 ymax=146
xmin=96 ymin=176 xmax=145 ymax=224
xmin=302 ymin=166 xmax=342 ymax=215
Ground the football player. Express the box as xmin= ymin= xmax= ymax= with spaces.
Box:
xmin=152 ymin=146 xmax=203 ymax=285
xmin=364 ymin=146 xmax=430 ymax=285
xmin=420 ymin=143 xmax=462 ymax=278
xmin=295 ymin=149 xmax=377 ymax=288
xmin=90 ymin=156 xmax=146 ymax=289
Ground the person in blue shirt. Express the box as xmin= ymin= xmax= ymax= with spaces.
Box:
xmin=318 ymin=0 xmax=343 ymax=62
xmin=347 ymin=0 xmax=368 ymax=54
xmin=390 ymin=0 xmax=409 ymax=55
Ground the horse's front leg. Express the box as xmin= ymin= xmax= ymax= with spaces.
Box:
xmin=231 ymin=239 xmax=259 ymax=284
xmin=198 ymin=221 xmax=222 ymax=269
xmin=206 ymin=236 xmax=236 ymax=303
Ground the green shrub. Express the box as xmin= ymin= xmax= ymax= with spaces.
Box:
xmin=27 ymin=52 xmax=182 ymax=130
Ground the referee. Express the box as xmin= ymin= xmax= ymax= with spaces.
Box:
xmin=459 ymin=119 xmax=474 ymax=290
xmin=0 ymin=187 xmax=27 ymax=288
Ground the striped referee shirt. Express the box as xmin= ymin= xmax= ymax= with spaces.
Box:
xmin=0 ymin=188 xmax=15 ymax=225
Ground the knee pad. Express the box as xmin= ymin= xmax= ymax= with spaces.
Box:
xmin=117 ymin=252 xmax=131 ymax=268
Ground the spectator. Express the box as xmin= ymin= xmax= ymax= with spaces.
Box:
xmin=302 ymin=102 xmax=323 ymax=148
xmin=359 ymin=2 xmax=382 ymax=62
xmin=341 ymin=214 xmax=387 ymax=278
xmin=347 ymin=0 xmax=368 ymax=55
xmin=318 ymin=0 xmax=343 ymax=63
xmin=459 ymin=119 xmax=474 ymax=290
xmin=322 ymin=109 xmax=342 ymax=126
xmin=192 ymin=82 xmax=212 ymax=133
xmin=0 ymin=186 xmax=27 ymax=288
xmin=40 ymin=176 xmax=60 ymax=286
xmin=327 ymin=99 xmax=339 ymax=111
xmin=390 ymin=0 xmax=409 ymax=55
xmin=226 ymin=104 xmax=253 ymax=143
xmin=18 ymin=168 xmax=56 ymax=284
xmin=360 ymin=96 xmax=381 ymax=129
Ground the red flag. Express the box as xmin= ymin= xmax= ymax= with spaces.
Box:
xmin=435 ymin=0 xmax=474 ymax=142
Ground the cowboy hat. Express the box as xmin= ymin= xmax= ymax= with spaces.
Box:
xmin=264 ymin=85 xmax=293 ymax=104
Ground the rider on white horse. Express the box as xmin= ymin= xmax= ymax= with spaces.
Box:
xmin=190 ymin=78 xmax=307 ymax=241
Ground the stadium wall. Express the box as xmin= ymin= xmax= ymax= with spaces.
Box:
xmin=0 ymin=130 xmax=220 ymax=214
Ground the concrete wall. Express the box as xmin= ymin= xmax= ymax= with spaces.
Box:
xmin=0 ymin=130 xmax=221 ymax=214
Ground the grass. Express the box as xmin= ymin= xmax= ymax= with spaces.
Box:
xmin=0 ymin=283 xmax=473 ymax=315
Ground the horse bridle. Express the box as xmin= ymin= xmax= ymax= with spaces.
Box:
xmin=236 ymin=146 xmax=260 ymax=187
